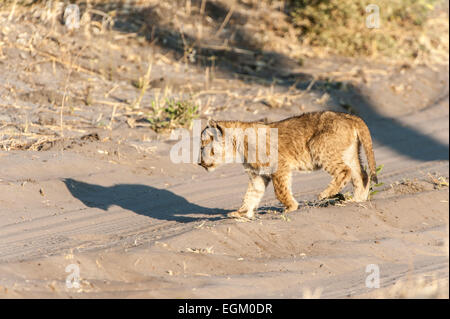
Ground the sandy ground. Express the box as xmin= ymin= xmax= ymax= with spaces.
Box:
xmin=0 ymin=95 xmax=448 ymax=298
xmin=0 ymin=2 xmax=449 ymax=298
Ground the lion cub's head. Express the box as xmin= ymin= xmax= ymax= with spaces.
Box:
xmin=199 ymin=120 xmax=225 ymax=172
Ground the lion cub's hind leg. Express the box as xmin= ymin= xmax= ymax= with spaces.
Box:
xmin=272 ymin=171 xmax=299 ymax=213
xmin=318 ymin=160 xmax=352 ymax=200
xmin=309 ymin=130 xmax=352 ymax=200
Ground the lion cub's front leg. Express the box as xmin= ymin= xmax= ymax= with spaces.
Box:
xmin=228 ymin=173 xmax=270 ymax=219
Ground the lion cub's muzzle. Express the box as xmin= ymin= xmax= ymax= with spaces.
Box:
xmin=198 ymin=161 xmax=215 ymax=171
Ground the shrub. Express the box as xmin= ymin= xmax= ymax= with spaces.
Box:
xmin=288 ymin=0 xmax=441 ymax=58
xmin=147 ymin=99 xmax=199 ymax=132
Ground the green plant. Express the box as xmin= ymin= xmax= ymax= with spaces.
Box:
xmin=369 ymin=164 xmax=385 ymax=198
xmin=147 ymin=99 xmax=199 ymax=132
xmin=280 ymin=213 xmax=291 ymax=222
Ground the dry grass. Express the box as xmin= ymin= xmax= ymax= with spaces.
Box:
xmin=379 ymin=276 xmax=449 ymax=298
xmin=428 ymin=173 xmax=449 ymax=189
xmin=186 ymin=246 xmax=214 ymax=254
xmin=131 ymin=60 xmax=152 ymax=110
xmin=288 ymin=0 xmax=449 ymax=64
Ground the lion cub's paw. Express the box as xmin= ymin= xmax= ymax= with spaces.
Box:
xmin=284 ymin=202 xmax=299 ymax=213
xmin=227 ymin=211 xmax=246 ymax=218
xmin=227 ymin=210 xmax=256 ymax=221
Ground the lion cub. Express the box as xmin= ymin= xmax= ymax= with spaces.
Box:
xmin=199 ymin=111 xmax=377 ymax=219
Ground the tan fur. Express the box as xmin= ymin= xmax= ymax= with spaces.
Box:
xmin=199 ymin=111 xmax=377 ymax=218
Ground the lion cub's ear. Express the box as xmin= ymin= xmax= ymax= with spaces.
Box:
xmin=207 ymin=119 xmax=223 ymax=134
xmin=207 ymin=119 xmax=218 ymax=128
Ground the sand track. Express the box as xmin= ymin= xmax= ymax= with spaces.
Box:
xmin=0 ymin=96 xmax=448 ymax=297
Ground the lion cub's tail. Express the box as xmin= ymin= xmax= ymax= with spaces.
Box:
xmin=355 ymin=118 xmax=378 ymax=184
